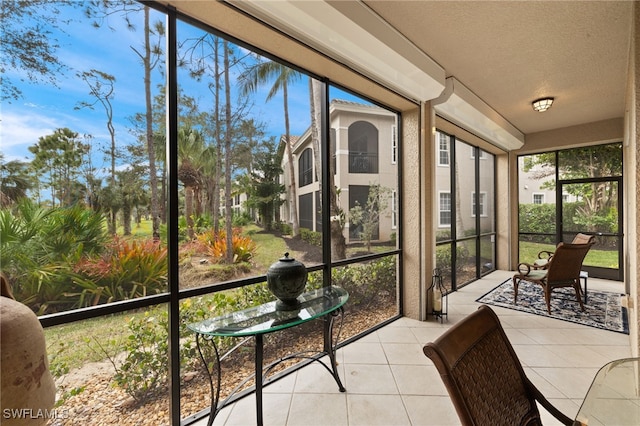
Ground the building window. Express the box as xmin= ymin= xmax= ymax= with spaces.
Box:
xmin=439 ymin=192 xmax=451 ymax=226
xmin=348 ymin=121 xmax=378 ymax=173
xmin=299 ymin=192 xmax=313 ymax=230
xmin=533 ymin=193 xmax=545 ymax=204
xmin=299 ymin=148 xmax=313 ymax=187
xmin=438 ymin=132 xmax=449 ymax=166
xmin=472 ymin=192 xmax=487 ymax=217
xmin=471 ymin=147 xmax=486 ymax=160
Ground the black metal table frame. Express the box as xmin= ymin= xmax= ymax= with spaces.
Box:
xmin=193 ymin=303 xmax=346 ymax=426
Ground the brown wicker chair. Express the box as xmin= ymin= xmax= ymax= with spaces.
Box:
xmin=514 ymin=242 xmax=593 ymax=313
xmin=533 ymin=233 xmax=595 ymax=270
xmin=423 ymin=305 xmax=573 ymax=426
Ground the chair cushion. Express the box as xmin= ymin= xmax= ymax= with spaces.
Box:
xmin=533 ymin=259 xmax=549 ymax=267
xmin=524 ymin=270 xmax=547 ymax=280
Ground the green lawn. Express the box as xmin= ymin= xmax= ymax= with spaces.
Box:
xmin=519 ymin=241 xmax=618 ymax=268
xmin=45 ymin=312 xmax=134 ymax=374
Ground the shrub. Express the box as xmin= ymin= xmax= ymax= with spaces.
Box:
xmin=518 ymin=203 xmax=556 ymax=235
xmin=307 ymin=256 xmax=396 ymax=310
xmin=194 ymin=228 xmax=257 ymax=264
xmin=276 ymin=222 xmax=292 ymax=235
xmin=299 ymin=228 xmax=321 ymax=246
xmin=435 ymin=244 xmax=470 ymax=275
xmin=0 ymin=200 xmax=109 ymax=313
xmin=109 ymin=291 xmax=256 ymax=401
xmin=73 ymin=237 xmax=168 ymax=305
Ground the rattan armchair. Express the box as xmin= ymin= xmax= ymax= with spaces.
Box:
xmin=514 ymin=242 xmax=592 ymax=313
xmin=423 ymin=305 xmax=574 ymax=426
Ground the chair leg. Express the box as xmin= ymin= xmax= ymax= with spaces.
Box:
xmin=544 ymin=286 xmax=552 ymax=314
xmin=573 ymin=281 xmax=585 ymax=312
xmin=512 ymin=277 xmax=520 ymax=305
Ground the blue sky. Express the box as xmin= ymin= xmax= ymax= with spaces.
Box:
xmin=1 ymin=4 xmax=319 ymax=168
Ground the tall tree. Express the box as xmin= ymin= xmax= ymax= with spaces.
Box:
xmin=239 ymin=59 xmax=302 ymax=237
xmin=117 ymin=166 xmax=148 ymax=236
xmin=309 ymin=78 xmax=346 ymax=259
xmin=177 ymin=126 xmax=206 ymax=240
xmin=28 ymin=128 xmax=87 ymax=207
xmin=75 ymin=69 xmax=118 ymax=187
xmin=223 ymin=40 xmax=234 ymax=263
xmin=179 ymin=33 xmax=250 ymax=234
xmin=242 ymin=137 xmax=284 ymax=231
xmin=76 ymin=69 xmax=119 ymax=229
xmin=86 ymin=1 xmax=165 ymax=238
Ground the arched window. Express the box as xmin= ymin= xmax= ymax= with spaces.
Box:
xmin=298 ymin=147 xmax=313 ymax=187
xmin=348 ymin=121 xmax=378 ymax=173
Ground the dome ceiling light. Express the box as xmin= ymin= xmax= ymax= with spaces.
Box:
xmin=532 ymin=97 xmax=554 ymax=112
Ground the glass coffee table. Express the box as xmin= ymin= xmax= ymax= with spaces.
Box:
xmin=574 ymin=357 xmax=640 ymax=426
xmin=187 ymin=286 xmax=348 ymax=426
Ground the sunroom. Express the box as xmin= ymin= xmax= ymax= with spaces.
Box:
xmin=0 ymin=1 xmax=638 ymax=425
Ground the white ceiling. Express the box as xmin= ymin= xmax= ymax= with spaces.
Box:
xmin=360 ymin=0 xmax=633 ymax=135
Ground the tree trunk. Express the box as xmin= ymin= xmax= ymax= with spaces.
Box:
xmin=283 ymin=83 xmax=299 ymax=237
xmin=224 ymin=41 xmax=234 ymax=263
xmin=213 ymin=37 xmax=221 ymax=235
xmin=123 ymin=201 xmax=132 ymax=236
xmin=143 ymin=6 xmax=160 ymax=240
xmin=185 ymin=185 xmax=194 ymax=240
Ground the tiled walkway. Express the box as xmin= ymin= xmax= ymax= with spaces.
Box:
xmin=199 ymin=270 xmax=631 ymax=425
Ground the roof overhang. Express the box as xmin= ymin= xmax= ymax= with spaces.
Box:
xmin=226 ymin=0 xmax=446 ymax=103
xmin=433 ymin=77 xmax=525 ymax=151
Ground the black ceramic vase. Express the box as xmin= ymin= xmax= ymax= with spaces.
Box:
xmin=267 ymin=253 xmax=308 ymax=311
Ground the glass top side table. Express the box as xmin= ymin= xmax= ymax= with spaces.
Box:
xmin=187 ymin=286 xmax=349 ymax=426
xmin=574 ymin=357 xmax=640 ymax=426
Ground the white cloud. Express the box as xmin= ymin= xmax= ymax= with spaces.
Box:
xmin=0 ymin=110 xmax=60 ymax=159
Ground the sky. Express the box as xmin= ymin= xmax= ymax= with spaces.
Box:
xmin=0 ymin=2 xmax=343 ymax=170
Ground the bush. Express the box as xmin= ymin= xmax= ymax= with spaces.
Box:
xmin=194 ymin=228 xmax=257 ymax=264
xmin=276 ymin=222 xmax=292 ymax=235
xmin=109 ymin=288 xmax=266 ymax=401
xmin=73 ymin=237 xmax=168 ymax=305
xmin=435 ymin=244 xmax=470 ymax=274
xmin=299 ymin=228 xmax=321 ymax=246
xmin=308 ymin=256 xmax=396 ymax=310
xmin=0 ymin=200 xmax=109 ymax=313
xmin=518 ymin=203 xmax=556 ymax=235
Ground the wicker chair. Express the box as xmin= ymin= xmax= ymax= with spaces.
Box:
xmin=532 ymin=233 xmax=595 ymax=270
xmin=514 ymin=242 xmax=592 ymax=313
xmin=423 ymin=305 xmax=573 ymax=426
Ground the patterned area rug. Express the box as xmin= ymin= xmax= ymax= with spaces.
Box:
xmin=476 ymin=279 xmax=629 ymax=334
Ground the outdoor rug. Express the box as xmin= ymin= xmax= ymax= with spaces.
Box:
xmin=476 ymin=279 xmax=629 ymax=334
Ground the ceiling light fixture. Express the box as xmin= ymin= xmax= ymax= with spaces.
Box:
xmin=532 ymin=97 xmax=554 ymax=112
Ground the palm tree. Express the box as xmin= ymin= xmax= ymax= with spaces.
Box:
xmin=0 ymin=154 xmax=33 ymax=207
xmin=239 ymin=59 xmax=302 ymax=237
xmin=177 ymin=127 xmax=207 ymax=240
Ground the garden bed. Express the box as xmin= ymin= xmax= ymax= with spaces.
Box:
xmin=49 ymin=234 xmax=397 ymax=425
xmin=51 ymin=304 xmax=395 ymax=425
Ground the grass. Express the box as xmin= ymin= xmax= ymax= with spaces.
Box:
xmin=45 ymin=312 xmax=135 ymax=374
xmin=519 ymin=241 xmax=618 ymax=268
xmin=115 ymin=219 xmax=154 ymax=238
xmin=243 ymin=224 xmax=289 ymax=270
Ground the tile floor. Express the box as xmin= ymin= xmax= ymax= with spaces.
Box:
xmin=197 ymin=270 xmax=632 ymax=425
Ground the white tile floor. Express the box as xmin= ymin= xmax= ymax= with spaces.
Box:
xmin=197 ymin=270 xmax=631 ymax=425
